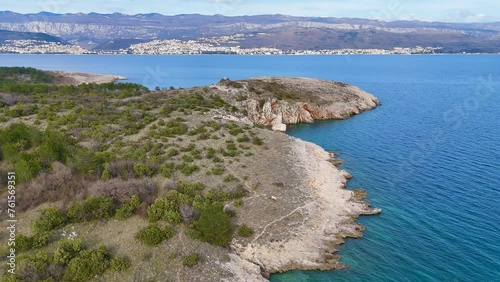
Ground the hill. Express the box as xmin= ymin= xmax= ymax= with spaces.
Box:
xmin=0 ymin=11 xmax=499 ymax=52
xmin=0 ymin=29 xmax=64 ymax=44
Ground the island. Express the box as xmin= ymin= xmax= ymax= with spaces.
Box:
xmin=0 ymin=67 xmax=380 ymax=281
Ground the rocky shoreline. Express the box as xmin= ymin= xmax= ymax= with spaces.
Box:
xmin=223 ymin=135 xmax=381 ymax=279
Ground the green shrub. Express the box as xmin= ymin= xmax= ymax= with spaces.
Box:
xmin=204 ymin=189 xmax=231 ymax=202
xmin=110 ymin=256 xmax=131 ymax=272
xmin=133 ymin=162 xmax=153 ymax=177
xmin=62 ymin=246 xmax=112 ymax=282
xmin=33 ymin=208 xmax=67 ymax=232
xmin=177 ymin=181 xmax=205 ymax=197
xmin=179 ymin=143 xmax=196 ymax=152
xmin=15 ymin=153 xmax=43 ymax=182
xmin=223 ymin=174 xmax=235 ymax=182
xmin=53 ymin=239 xmax=83 ymax=265
xmin=27 ymin=250 xmax=51 ymax=277
xmin=182 ymin=253 xmax=200 ymax=267
xmin=135 ymin=224 xmax=174 ymax=246
xmin=67 ymin=197 xmax=114 ymax=222
xmin=31 ymin=232 xmax=50 ymax=249
xmin=165 ymin=148 xmax=179 ymax=159
xmin=234 ymin=198 xmax=244 ymax=208
xmin=182 ymin=154 xmax=194 ymax=163
xmin=15 ymin=234 xmax=33 ymax=252
xmin=178 ymin=163 xmax=199 ymax=176
xmin=228 ymin=127 xmax=243 ymax=136
xmin=205 ymin=147 xmax=216 ymax=158
xmin=147 ymin=198 xmax=168 ymax=222
xmin=252 ymin=136 xmax=264 ymax=145
xmin=159 ymin=162 xmax=176 ymax=178
xmin=163 ymin=210 xmax=182 ymax=224
xmin=235 ymin=95 xmax=248 ymax=102
xmin=190 ymin=202 xmax=233 ymax=246
xmin=115 ymin=195 xmax=141 ymax=220
xmin=147 ymin=193 xmax=189 ymax=223
xmin=206 ymin=166 xmax=224 ymax=176
xmin=237 ymin=134 xmax=250 ymax=142
xmin=237 ymin=224 xmax=254 ymax=237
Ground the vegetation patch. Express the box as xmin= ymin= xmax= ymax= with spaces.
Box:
xmin=135 ymin=224 xmax=174 ymax=246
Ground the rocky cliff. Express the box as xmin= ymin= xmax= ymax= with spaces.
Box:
xmin=214 ymin=77 xmax=380 ymax=131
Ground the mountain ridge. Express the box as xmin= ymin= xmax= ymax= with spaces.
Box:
xmin=0 ymin=11 xmax=499 ymax=52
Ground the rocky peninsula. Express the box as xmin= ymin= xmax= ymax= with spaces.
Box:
xmin=0 ymin=68 xmax=380 ymax=281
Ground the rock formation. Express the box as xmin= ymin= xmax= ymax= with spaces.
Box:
xmin=215 ymin=77 xmax=380 ymax=131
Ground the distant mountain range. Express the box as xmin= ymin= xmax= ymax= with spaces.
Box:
xmin=1 ymin=11 xmax=499 ymax=52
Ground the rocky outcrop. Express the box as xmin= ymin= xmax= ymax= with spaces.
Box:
xmin=227 ymin=136 xmax=381 ymax=276
xmin=215 ymin=77 xmax=380 ymax=131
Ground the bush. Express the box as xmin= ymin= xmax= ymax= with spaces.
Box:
xmin=147 ymin=197 xmax=178 ymax=222
xmin=163 ymin=210 xmax=182 ymax=224
xmin=160 ymin=162 xmax=176 ymax=178
xmin=237 ymin=134 xmax=250 ymax=142
xmin=206 ymin=166 xmax=224 ymax=176
xmin=177 ymin=181 xmax=205 ymax=197
xmin=33 ymin=208 xmax=67 ymax=232
xmin=178 ymin=163 xmax=199 ymax=176
xmin=14 ymin=232 xmax=50 ymax=252
xmin=165 ymin=148 xmax=179 ymax=159
xmin=16 ymin=234 xmax=34 ymax=252
xmin=133 ymin=162 xmax=154 ymax=177
xmin=190 ymin=202 xmax=233 ymax=246
xmin=115 ymin=195 xmax=141 ymax=220
xmin=234 ymin=198 xmax=244 ymax=208
xmin=205 ymin=147 xmax=216 ymax=159
xmin=31 ymin=232 xmax=50 ymax=249
xmin=252 ymin=136 xmax=264 ymax=145
xmin=135 ymin=224 xmax=174 ymax=246
xmin=110 ymin=256 xmax=131 ymax=272
xmin=237 ymin=224 xmax=254 ymax=237
xmin=62 ymin=246 xmax=112 ymax=282
xmin=53 ymin=239 xmax=83 ymax=265
xmin=228 ymin=127 xmax=244 ymax=136
xmin=182 ymin=253 xmax=200 ymax=267
xmin=67 ymin=197 xmax=114 ymax=222
xmin=223 ymin=174 xmax=235 ymax=182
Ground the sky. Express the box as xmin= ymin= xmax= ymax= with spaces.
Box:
xmin=1 ymin=0 xmax=500 ymax=23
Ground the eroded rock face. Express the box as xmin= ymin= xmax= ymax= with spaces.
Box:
xmin=215 ymin=77 xmax=380 ymax=131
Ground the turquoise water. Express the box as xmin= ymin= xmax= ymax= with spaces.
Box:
xmin=1 ymin=55 xmax=500 ymax=281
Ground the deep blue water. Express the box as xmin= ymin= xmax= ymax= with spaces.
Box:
xmin=1 ymin=54 xmax=500 ymax=281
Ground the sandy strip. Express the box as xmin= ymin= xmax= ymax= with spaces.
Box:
xmin=47 ymin=70 xmax=127 ymax=85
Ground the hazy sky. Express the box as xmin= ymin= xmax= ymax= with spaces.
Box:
xmin=2 ymin=0 xmax=499 ymax=22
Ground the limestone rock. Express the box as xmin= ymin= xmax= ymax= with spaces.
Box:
xmin=215 ymin=77 xmax=380 ymax=131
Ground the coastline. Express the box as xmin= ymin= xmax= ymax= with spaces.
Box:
xmin=46 ymin=70 xmax=127 ymax=85
xmin=225 ymin=133 xmax=381 ymax=279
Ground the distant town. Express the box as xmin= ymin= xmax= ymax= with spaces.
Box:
xmin=0 ymin=38 xmax=444 ymax=55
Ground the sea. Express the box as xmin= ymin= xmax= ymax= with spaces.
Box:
xmin=1 ymin=54 xmax=499 ymax=281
